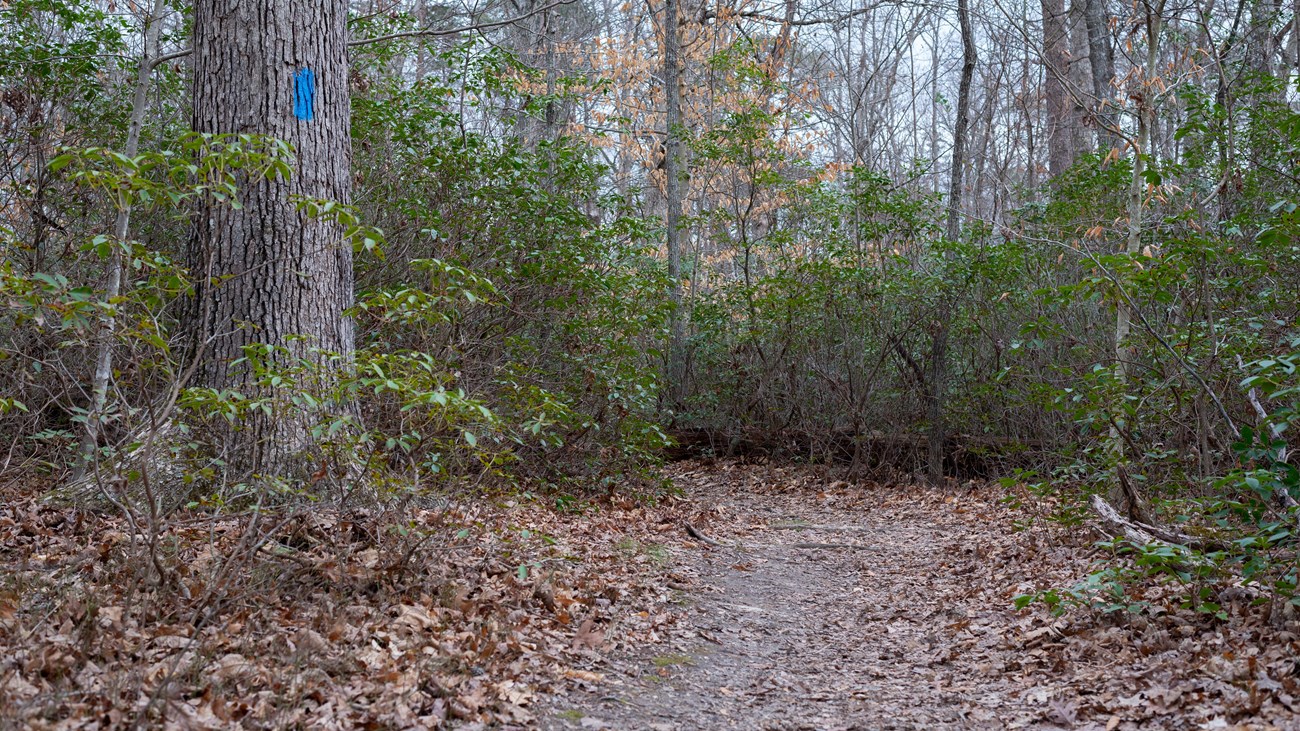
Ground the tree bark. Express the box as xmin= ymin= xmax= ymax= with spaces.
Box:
xmin=1041 ymin=0 xmax=1074 ymax=179
xmin=1115 ymin=3 xmax=1161 ymax=391
xmin=926 ymin=0 xmax=975 ymax=484
xmin=662 ymin=0 xmax=687 ymax=410
xmin=1247 ymin=0 xmax=1281 ymax=82
xmin=1067 ymin=0 xmax=1092 ymax=154
xmin=1083 ymin=0 xmax=1116 ymax=149
xmin=186 ymin=0 xmax=355 ymax=478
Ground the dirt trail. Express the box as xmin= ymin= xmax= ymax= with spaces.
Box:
xmin=538 ymin=463 xmax=1300 ymax=731
xmin=541 ymin=464 xmax=1068 ymax=730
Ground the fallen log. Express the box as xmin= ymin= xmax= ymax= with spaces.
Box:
xmin=1089 ymin=494 xmax=1297 ymax=625
xmin=1089 ymin=494 xmax=1226 ymax=553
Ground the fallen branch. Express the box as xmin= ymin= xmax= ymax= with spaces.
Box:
xmin=684 ymin=523 xmax=726 ymax=547
xmin=1116 ymin=463 xmax=1153 ymax=524
xmin=1089 ymin=494 xmax=1225 ymax=553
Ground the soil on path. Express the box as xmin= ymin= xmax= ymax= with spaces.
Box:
xmin=540 ymin=462 xmax=1300 ymax=731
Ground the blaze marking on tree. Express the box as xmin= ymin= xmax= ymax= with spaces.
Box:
xmin=293 ymin=68 xmax=315 ymax=121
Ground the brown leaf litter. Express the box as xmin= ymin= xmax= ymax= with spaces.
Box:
xmin=0 ymin=479 xmax=690 ymax=729
xmin=540 ymin=461 xmax=1300 ymax=731
xmin=2 ymin=460 xmax=1298 ymax=729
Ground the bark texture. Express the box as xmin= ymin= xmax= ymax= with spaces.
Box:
xmin=1083 ymin=0 xmax=1116 ymax=149
xmin=1066 ymin=0 xmax=1091 ymax=153
xmin=1041 ymin=0 xmax=1074 ymax=179
xmin=187 ymin=0 xmax=354 ymax=477
xmin=1247 ymin=0 xmax=1280 ymax=81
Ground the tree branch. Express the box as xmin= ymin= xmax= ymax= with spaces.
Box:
xmin=145 ymin=47 xmax=193 ymax=70
xmin=699 ymin=1 xmax=900 ymax=27
xmin=347 ymin=0 xmax=578 ymax=48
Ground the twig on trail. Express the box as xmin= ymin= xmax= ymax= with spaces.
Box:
xmin=684 ymin=523 xmax=727 ymax=547
xmin=791 ymin=542 xmax=873 ymax=550
xmin=598 ymin=695 xmax=643 ymax=707
xmin=719 ymin=602 xmax=768 ymax=614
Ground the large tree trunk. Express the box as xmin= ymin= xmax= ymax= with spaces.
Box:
xmin=186 ymin=0 xmax=355 ymax=478
xmin=1067 ymin=0 xmax=1092 ymax=154
xmin=1247 ymin=0 xmax=1281 ymax=82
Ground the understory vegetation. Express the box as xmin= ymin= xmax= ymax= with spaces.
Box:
xmin=2 ymin=0 xmax=1300 ymax=726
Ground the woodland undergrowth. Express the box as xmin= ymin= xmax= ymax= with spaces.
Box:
xmin=4 ymin=0 xmax=1300 ymax=727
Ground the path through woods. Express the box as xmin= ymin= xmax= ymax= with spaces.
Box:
xmin=542 ymin=463 xmax=1300 ymax=730
xmin=1 ymin=461 xmax=1297 ymax=728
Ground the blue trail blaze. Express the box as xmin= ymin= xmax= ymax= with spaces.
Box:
xmin=293 ymin=68 xmax=315 ymax=121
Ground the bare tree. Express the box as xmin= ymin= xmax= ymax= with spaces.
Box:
xmin=1042 ymin=0 xmax=1075 ymax=178
xmin=72 ymin=0 xmax=170 ymax=481
xmin=662 ymin=0 xmax=687 ymax=410
xmin=1083 ymin=0 xmax=1116 ymax=149
xmin=927 ymin=0 xmax=976 ymax=484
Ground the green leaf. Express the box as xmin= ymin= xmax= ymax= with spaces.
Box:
xmin=48 ymin=153 xmax=75 ymax=172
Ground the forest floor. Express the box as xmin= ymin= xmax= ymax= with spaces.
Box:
xmin=0 ymin=460 xmax=1297 ymax=729
xmin=539 ymin=462 xmax=1300 ymax=731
